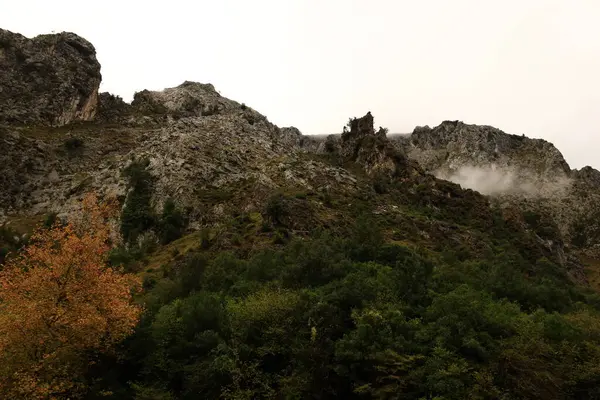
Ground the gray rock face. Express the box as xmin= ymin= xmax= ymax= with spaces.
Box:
xmin=390 ymin=120 xmax=600 ymax=256
xmin=573 ymin=166 xmax=600 ymax=189
xmin=1 ymin=26 xmax=599 ymax=269
xmin=0 ymin=29 xmax=101 ymax=126
xmin=0 ymin=81 xmax=362 ymax=232
xmin=392 ymin=121 xmax=572 ymax=197
xmin=131 ymin=81 xmax=239 ymax=118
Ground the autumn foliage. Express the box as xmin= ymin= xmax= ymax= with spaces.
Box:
xmin=0 ymin=193 xmax=142 ymax=399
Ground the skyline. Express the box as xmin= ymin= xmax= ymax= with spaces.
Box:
xmin=2 ymin=0 xmax=599 ymax=169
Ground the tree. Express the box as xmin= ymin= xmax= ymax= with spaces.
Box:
xmin=121 ymin=159 xmax=156 ymax=244
xmin=0 ymin=193 xmax=142 ymax=399
xmin=158 ymin=198 xmax=187 ymax=245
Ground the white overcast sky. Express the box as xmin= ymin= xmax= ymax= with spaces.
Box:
xmin=2 ymin=0 xmax=599 ymax=169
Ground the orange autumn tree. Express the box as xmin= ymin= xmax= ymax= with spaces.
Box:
xmin=0 ymin=193 xmax=142 ymax=399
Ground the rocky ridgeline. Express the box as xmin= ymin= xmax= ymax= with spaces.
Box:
xmin=0 ymin=30 xmax=361 ymax=232
xmin=3 ymin=27 xmax=600 ymax=260
xmin=316 ymin=111 xmax=421 ymax=180
xmin=0 ymin=29 xmax=101 ymax=126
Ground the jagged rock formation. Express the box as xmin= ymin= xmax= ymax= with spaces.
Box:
xmin=96 ymin=92 xmax=130 ymax=123
xmin=323 ymin=111 xmax=417 ymax=178
xmin=131 ymin=81 xmax=236 ymax=118
xmin=0 ymin=29 xmax=101 ymax=126
xmin=1 ymin=27 xmax=598 ymax=285
xmin=6 ymin=28 xmax=600 ymax=399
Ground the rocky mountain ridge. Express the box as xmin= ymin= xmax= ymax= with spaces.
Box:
xmin=2 ymin=28 xmax=600 ymax=282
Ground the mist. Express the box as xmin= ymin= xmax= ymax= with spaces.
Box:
xmin=436 ymin=165 xmax=572 ymax=198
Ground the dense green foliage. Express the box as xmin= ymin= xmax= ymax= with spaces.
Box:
xmin=86 ymin=208 xmax=600 ymax=399
xmin=51 ymin=141 xmax=600 ymax=398
xmin=120 ymin=160 xmax=187 ymax=247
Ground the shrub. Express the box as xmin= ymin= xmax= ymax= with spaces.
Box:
xmin=0 ymin=225 xmax=25 ymax=266
xmin=324 ymin=136 xmax=337 ymax=153
xmin=200 ymin=228 xmax=211 ymax=249
xmin=272 ymin=229 xmax=289 ymax=245
xmin=265 ymin=194 xmax=286 ymax=225
xmin=373 ymin=174 xmax=390 ymax=194
xmin=43 ymin=212 xmax=58 ymax=228
xmin=64 ymin=137 xmax=84 ymax=152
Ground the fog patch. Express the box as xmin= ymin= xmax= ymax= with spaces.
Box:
xmin=436 ymin=165 xmax=572 ymax=197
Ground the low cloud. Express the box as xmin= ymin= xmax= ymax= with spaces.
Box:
xmin=436 ymin=165 xmax=571 ymax=198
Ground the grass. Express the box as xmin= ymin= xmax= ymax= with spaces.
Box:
xmin=1 ymin=214 xmax=47 ymax=235
xmin=581 ymin=255 xmax=600 ymax=292
xmin=196 ymin=188 xmax=234 ymax=203
xmin=141 ymin=231 xmax=206 ymax=277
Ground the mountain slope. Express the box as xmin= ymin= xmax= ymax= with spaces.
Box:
xmin=3 ymin=28 xmax=600 ymax=399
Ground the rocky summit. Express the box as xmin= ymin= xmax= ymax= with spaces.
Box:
xmin=4 ymin=28 xmax=600 ymax=400
xmin=0 ymin=29 xmax=101 ymax=126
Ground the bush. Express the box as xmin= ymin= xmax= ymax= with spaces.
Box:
xmin=272 ymin=229 xmax=288 ymax=245
xmin=265 ymin=194 xmax=286 ymax=225
xmin=200 ymin=228 xmax=211 ymax=249
xmin=0 ymin=226 xmax=26 ymax=266
xmin=64 ymin=137 xmax=84 ymax=152
xmin=373 ymin=174 xmax=391 ymax=194
xmin=43 ymin=212 xmax=58 ymax=228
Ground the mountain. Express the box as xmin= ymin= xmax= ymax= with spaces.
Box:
xmin=4 ymin=28 xmax=600 ymax=399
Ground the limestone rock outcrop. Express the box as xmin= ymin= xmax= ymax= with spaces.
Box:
xmin=337 ymin=111 xmax=415 ymax=178
xmin=0 ymin=80 xmax=361 ymax=231
xmin=392 ymin=121 xmax=572 ymax=197
xmin=0 ymin=29 xmax=101 ymax=126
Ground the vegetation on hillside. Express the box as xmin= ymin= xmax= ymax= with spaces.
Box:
xmin=3 ymin=122 xmax=600 ymax=399
xmin=83 ymin=203 xmax=600 ymax=399
xmin=79 ymin=150 xmax=600 ymax=399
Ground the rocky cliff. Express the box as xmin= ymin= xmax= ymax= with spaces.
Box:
xmin=389 ymin=121 xmax=600 ymax=258
xmin=5 ymin=28 xmax=600 ymax=399
xmin=392 ymin=121 xmax=572 ymax=196
xmin=0 ymin=29 xmax=101 ymax=126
